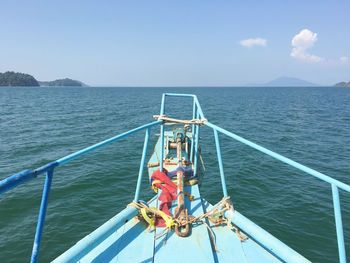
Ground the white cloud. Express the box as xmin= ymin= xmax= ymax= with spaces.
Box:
xmin=339 ymin=56 xmax=349 ymax=63
xmin=239 ymin=38 xmax=267 ymax=47
xmin=290 ymin=29 xmax=324 ymax=62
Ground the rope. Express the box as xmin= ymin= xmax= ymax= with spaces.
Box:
xmin=177 ymin=196 xmax=233 ymax=226
xmin=128 ymin=201 xmax=176 ymax=229
xmin=235 ymin=226 xmax=248 ymax=242
xmin=153 ymin=115 xmax=208 ymax=126
xmin=127 ymin=196 xmax=241 ymax=252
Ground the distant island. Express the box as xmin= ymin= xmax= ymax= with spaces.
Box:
xmin=0 ymin=71 xmax=86 ymax=87
xmin=39 ymin=78 xmax=86 ymax=87
xmin=0 ymin=71 xmax=39 ymax=86
xmin=334 ymin=81 xmax=350 ymax=87
xmin=262 ymin=77 xmax=316 ymax=87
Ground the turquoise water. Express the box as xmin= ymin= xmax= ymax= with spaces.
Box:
xmin=0 ymin=86 xmax=349 ymax=262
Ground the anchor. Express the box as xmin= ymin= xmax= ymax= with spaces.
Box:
xmin=173 ymin=129 xmax=191 ymax=237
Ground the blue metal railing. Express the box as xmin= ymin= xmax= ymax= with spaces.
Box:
xmin=0 ymin=120 xmax=161 ymax=262
xmin=1 ymin=93 xmax=349 ymax=262
xmin=162 ymin=93 xmax=349 ymax=263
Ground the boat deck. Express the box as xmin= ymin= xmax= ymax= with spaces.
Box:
xmin=73 ymin=184 xmax=282 ymax=263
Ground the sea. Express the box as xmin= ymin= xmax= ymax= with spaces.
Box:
xmin=0 ymin=86 xmax=349 ymax=262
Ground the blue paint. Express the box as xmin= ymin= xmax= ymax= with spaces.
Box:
xmin=190 ymin=101 xmax=196 ymax=163
xmin=205 ymin=121 xmax=350 ymax=193
xmin=83 ymin=195 xmax=157 ymax=262
xmin=202 ymin=199 xmax=301 ymax=263
xmin=53 ymin=206 xmax=138 ymax=262
xmin=154 ymin=185 xmax=216 ymax=262
xmin=134 ymin=128 xmax=150 ymax=202
xmin=164 ymin=93 xmax=195 ymax=98
xmin=160 ymin=94 xmax=166 ymax=172
xmin=57 ymin=120 xmax=161 ymax=165
xmin=0 ymin=169 xmax=36 ymax=194
xmin=213 ymin=129 xmax=228 ymax=197
xmin=193 ymin=111 xmax=200 ymax=176
xmin=0 ymin=161 xmax=58 ymax=195
xmin=31 ymin=168 xmax=54 ymax=263
xmin=2 ymin=93 xmax=349 ymax=262
xmin=224 ymin=209 xmax=310 ymax=263
xmin=173 ymin=127 xmax=186 ymax=142
xmin=332 ymin=184 xmax=346 ymax=263
xmin=34 ymin=161 xmax=59 ymax=174
xmin=193 ymin=96 xmax=205 ymax=119
xmin=1 ymin=120 xmax=162 ymax=261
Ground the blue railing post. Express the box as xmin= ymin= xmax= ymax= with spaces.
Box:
xmin=190 ymin=100 xmax=197 ymax=163
xmin=2 ymin=93 xmax=349 ymax=263
xmin=134 ymin=128 xmax=150 ymax=202
xmin=331 ymin=184 xmax=346 ymax=263
xmin=193 ymin=111 xmax=200 ymax=176
xmin=213 ymin=129 xmax=228 ymax=197
xmin=160 ymin=94 xmax=166 ymax=172
xmin=193 ymin=96 xmax=205 ymax=119
xmin=204 ymin=121 xmax=350 ymax=193
xmin=30 ymin=168 xmax=54 ymax=263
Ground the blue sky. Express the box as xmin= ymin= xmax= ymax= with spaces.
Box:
xmin=0 ymin=0 xmax=349 ymax=86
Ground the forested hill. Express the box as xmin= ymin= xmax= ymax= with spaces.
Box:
xmin=0 ymin=72 xmax=39 ymax=86
xmin=335 ymin=81 xmax=350 ymax=87
xmin=0 ymin=72 xmax=86 ymax=87
xmin=38 ymin=78 xmax=85 ymax=86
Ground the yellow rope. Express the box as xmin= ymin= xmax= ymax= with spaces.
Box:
xmin=128 ymin=196 xmax=242 ymax=252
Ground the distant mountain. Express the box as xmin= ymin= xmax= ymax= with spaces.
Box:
xmin=334 ymin=81 xmax=350 ymax=87
xmin=39 ymin=78 xmax=87 ymax=87
xmin=0 ymin=71 xmax=39 ymax=86
xmin=0 ymin=71 xmax=87 ymax=87
xmin=263 ymin=77 xmax=317 ymax=87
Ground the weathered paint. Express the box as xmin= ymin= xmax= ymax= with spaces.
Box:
xmin=0 ymin=169 xmax=36 ymax=194
xmin=0 ymin=161 xmax=58 ymax=195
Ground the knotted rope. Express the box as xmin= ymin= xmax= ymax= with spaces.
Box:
xmin=128 ymin=196 xmax=244 ymax=252
xmin=153 ymin=115 xmax=208 ymax=126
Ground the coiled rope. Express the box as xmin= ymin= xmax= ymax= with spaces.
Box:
xmin=128 ymin=196 xmax=246 ymax=252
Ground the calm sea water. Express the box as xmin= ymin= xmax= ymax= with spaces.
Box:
xmin=0 ymin=86 xmax=349 ymax=262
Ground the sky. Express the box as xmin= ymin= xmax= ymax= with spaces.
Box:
xmin=0 ymin=0 xmax=349 ymax=86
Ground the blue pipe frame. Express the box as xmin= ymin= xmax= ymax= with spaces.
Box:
xmin=134 ymin=128 xmax=150 ymax=202
xmin=162 ymin=93 xmax=349 ymax=262
xmin=204 ymin=120 xmax=349 ymax=263
xmin=0 ymin=120 xmax=161 ymax=262
xmin=1 ymin=93 xmax=349 ymax=263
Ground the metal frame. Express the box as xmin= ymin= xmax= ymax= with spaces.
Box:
xmin=1 ymin=93 xmax=349 ymax=263
xmin=159 ymin=93 xmax=349 ymax=263
xmin=0 ymin=120 xmax=161 ymax=262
